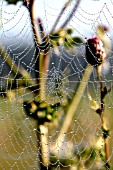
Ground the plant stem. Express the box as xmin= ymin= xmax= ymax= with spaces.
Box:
xmin=28 ymin=0 xmax=41 ymax=96
xmin=29 ymin=0 xmax=41 ymax=44
xmin=28 ymin=3 xmax=50 ymax=169
xmin=50 ymin=0 xmax=72 ymax=34
xmin=57 ymin=64 xmax=93 ymax=149
xmin=96 ymin=67 xmax=110 ymax=169
xmin=38 ymin=18 xmax=50 ymax=100
xmin=39 ymin=51 xmax=46 ymax=100
xmin=0 ymin=45 xmax=34 ymax=84
xmin=37 ymin=124 xmax=49 ymax=170
xmin=28 ymin=1 xmax=45 ymax=169
xmin=38 ymin=18 xmax=50 ymax=74
xmin=60 ymin=0 xmax=81 ymax=29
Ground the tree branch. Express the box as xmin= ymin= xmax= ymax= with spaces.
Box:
xmin=29 ymin=0 xmax=41 ymax=44
xmin=37 ymin=18 xmax=50 ymax=100
xmin=28 ymin=0 xmax=41 ymax=95
xmin=60 ymin=0 xmax=81 ymax=29
xmin=96 ymin=67 xmax=110 ymax=169
xmin=50 ymin=0 xmax=72 ymax=34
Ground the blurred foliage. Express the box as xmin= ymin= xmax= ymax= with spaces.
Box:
xmin=50 ymin=28 xmax=84 ymax=49
xmin=23 ymin=100 xmax=61 ymax=124
xmin=6 ymin=0 xmax=21 ymax=4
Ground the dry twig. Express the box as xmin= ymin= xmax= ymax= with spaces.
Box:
xmin=60 ymin=0 xmax=81 ymax=29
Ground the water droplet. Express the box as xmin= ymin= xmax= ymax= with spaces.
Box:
xmin=64 ymin=133 xmax=66 ymax=136
xmin=34 ymin=128 xmax=37 ymax=131
xmin=49 ymin=135 xmax=52 ymax=139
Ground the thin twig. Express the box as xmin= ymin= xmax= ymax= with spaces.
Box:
xmin=0 ymin=45 xmax=33 ymax=82
xmin=38 ymin=19 xmax=50 ymax=166
xmin=37 ymin=18 xmax=46 ymax=100
xmin=38 ymin=17 xmax=50 ymax=73
xmin=96 ymin=67 xmax=110 ymax=170
xmin=28 ymin=0 xmax=41 ymax=95
xmin=60 ymin=0 xmax=81 ymax=29
xmin=38 ymin=18 xmax=50 ymax=99
xmin=37 ymin=124 xmax=49 ymax=169
xmin=28 ymin=1 xmax=46 ymax=169
xmin=38 ymin=18 xmax=46 ymax=39
xmin=29 ymin=0 xmax=41 ymax=44
xmin=24 ymin=1 xmax=51 ymax=169
xmin=29 ymin=5 xmax=50 ymax=168
xmin=50 ymin=0 xmax=72 ymax=34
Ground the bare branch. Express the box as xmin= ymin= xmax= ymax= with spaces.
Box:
xmin=29 ymin=0 xmax=41 ymax=44
xmin=37 ymin=18 xmax=50 ymax=99
xmin=28 ymin=0 xmax=41 ymax=94
xmin=38 ymin=18 xmax=46 ymax=39
xmin=50 ymin=0 xmax=72 ymax=34
xmin=96 ymin=67 xmax=110 ymax=169
xmin=60 ymin=0 xmax=81 ymax=29
xmin=24 ymin=2 xmax=50 ymax=169
xmin=37 ymin=18 xmax=50 ymax=53
xmin=37 ymin=125 xmax=49 ymax=169
xmin=38 ymin=18 xmax=50 ymax=72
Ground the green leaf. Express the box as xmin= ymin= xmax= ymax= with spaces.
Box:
xmin=64 ymin=39 xmax=73 ymax=48
xmin=37 ymin=111 xmax=46 ymax=119
xmin=72 ymin=36 xmax=83 ymax=45
xmin=66 ymin=28 xmax=74 ymax=35
xmin=99 ymin=150 xmax=106 ymax=162
xmin=39 ymin=101 xmax=48 ymax=109
xmin=50 ymin=33 xmax=59 ymax=41
xmin=87 ymin=93 xmax=100 ymax=111
xmin=6 ymin=0 xmax=21 ymax=4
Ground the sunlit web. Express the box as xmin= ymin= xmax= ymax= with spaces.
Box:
xmin=0 ymin=0 xmax=113 ymax=169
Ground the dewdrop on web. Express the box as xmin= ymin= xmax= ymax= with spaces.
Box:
xmin=95 ymin=137 xmax=104 ymax=149
xmin=101 ymin=59 xmax=110 ymax=75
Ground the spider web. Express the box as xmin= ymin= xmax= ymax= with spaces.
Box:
xmin=0 ymin=0 xmax=113 ymax=169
